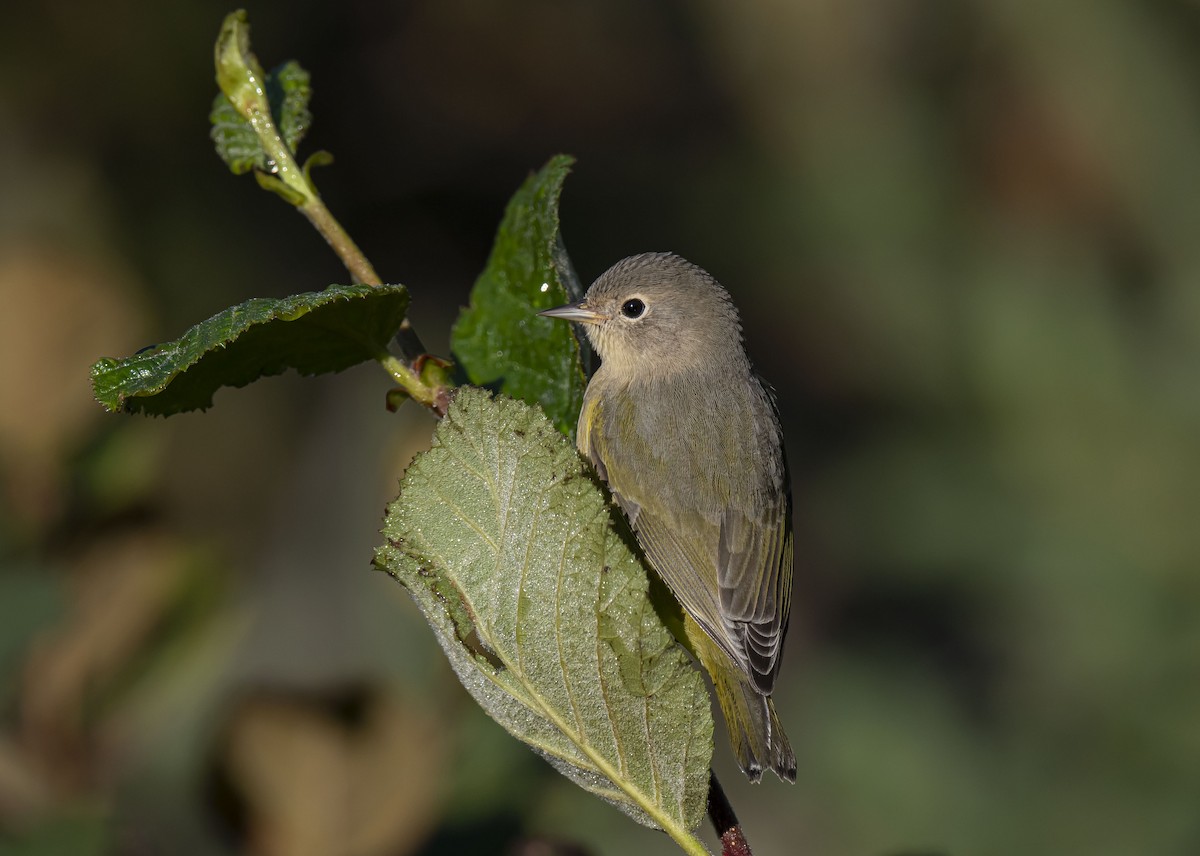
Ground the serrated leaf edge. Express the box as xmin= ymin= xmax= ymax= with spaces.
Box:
xmin=379 ymin=390 xmax=711 ymax=853
xmin=90 ymin=283 xmax=406 ymax=413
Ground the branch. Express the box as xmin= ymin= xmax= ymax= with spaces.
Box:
xmin=708 ymin=771 xmax=752 ymax=856
xmin=213 ymin=10 xmax=443 ymax=410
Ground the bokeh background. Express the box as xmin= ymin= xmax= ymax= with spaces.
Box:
xmin=2 ymin=2 xmax=1199 ymax=855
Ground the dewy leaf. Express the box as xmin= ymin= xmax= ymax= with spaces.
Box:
xmin=266 ymin=61 xmax=312 ymax=155
xmin=208 ymin=95 xmax=262 ymax=175
xmin=375 ymin=388 xmax=713 ymax=839
xmin=450 ymin=155 xmax=588 ymax=438
xmin=209 ymin=60 xmax=313 ymax=175
xmin=90 ymin=283 xmax=408 ymax=415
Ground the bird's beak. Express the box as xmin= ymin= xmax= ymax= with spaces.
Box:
xmin=539 ymin=301 xmax=608 ymax=324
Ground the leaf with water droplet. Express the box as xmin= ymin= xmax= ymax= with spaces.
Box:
xmin=90 ymin=283 xmax=408 ymax=415
xmin=210 ymin=52 xmax=312 ymax=175
xmin=450 ymin=155 xmax=588 ymax=438
xmin=375 ymin=388 xmax=713 ymax=835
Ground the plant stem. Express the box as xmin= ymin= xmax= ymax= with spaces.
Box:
xmin=296 ymin=197 xmax=429 ymax=358
xmin=707 ymin=772 xmax=752 ymax=856
xmin=673 ymin=831 xmax=714 ymax=856
xmin=299 ymin=195 xmax=381 ymax=285
xmin=297 ymin=193 xmax=428 ymax=355
xmin=378 ymin=354 xmax=449 ymax=416
xmin=215 ymin=10 xmax=441 ymax=411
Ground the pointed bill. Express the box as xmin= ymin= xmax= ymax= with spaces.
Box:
xmin=539 ymin=302 xmax=608 ymax=324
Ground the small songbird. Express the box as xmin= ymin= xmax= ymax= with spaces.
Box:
xmin=540 ymin=253 xmax=795 ymax=783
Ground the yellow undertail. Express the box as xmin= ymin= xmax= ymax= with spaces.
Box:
xmin=686 ymin=617 xmax=796 ymax=783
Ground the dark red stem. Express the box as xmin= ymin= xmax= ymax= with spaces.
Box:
xmin=707 ymin=771 xmax=752 ymax=856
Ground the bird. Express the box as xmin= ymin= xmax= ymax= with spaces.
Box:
xmin=540 ymin=252 xmax=795 ymax=783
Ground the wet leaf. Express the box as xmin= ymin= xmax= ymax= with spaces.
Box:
xmin=209 ymin=61 xmax=312 ymax=176
xmin=209 ymin=9 xmax=312 ymax=176
xmin=90 ymin=283 xmax=408 ymax=415
xmin=451 ymin=155 xmax=588 ymax=437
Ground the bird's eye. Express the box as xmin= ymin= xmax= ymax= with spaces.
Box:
xmin=620 ymin=298 xmax=646 ymax=319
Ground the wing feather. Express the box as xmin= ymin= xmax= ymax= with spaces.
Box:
xmin=578 ymin=373 xmax=793 ymax=694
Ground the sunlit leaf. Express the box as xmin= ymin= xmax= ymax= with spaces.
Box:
xmin=375 ymin=388 xmax=712 ymax=834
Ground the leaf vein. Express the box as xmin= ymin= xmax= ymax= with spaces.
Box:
xmin=427 ymin=476 xmax=498 ymax=553
xmin=553 ymin=517 xmax=587 ymax=740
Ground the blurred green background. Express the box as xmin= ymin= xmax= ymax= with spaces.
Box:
xmin=2 ymin=1 xmax=1199 ymax=855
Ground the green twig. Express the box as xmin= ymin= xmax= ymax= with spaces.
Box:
xmin=215 ymin=11 xmax=377 ymax=282
xmin=214 ymin=9 xmax=441 ymax=409
xmin=299 ymin=193 xmax=380 ymax=285
xmin=378 ymin=353 xmax=450 ymax=417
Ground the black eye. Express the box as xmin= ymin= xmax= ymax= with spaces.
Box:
xmin=621 ymin=298 xmax=645 ymax=319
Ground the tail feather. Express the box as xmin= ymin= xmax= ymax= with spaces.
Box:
xmin=694 ymin=627 xmax=796 ymax=783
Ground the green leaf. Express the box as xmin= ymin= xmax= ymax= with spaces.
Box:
xmin=375 ymin=388 xmax=713 ymax=840
xmin=267 ymin=61 xmax=312 ymax=154
xmin=90 ymin=283 xmax=408 ymax=415
xmin=208 ymin=95 xmax=261 ymax=175
xmin=209 ymin=60 xmax=312 ymax=175
xmin=451 ymin=155 xmax=588 ymax=438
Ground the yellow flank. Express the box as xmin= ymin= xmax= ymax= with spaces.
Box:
xmin=686 ymin=617 xmax=795 ymax=783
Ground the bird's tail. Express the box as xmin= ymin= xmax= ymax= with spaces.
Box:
xmin=692 ymin=626 xmax=796 ymax=783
